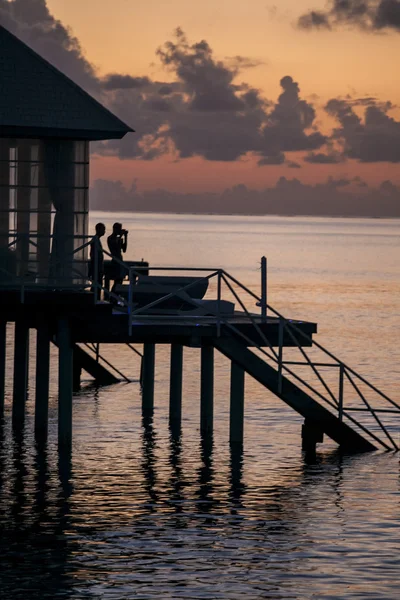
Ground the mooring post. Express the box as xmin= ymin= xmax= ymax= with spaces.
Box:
xmin=142 ymin=343 xmax=155 ymax=415
xmin=169 ymin=344 xmax=183 ymax=430
xmin=200 ymin=345 xmax=214 ymax=435
xmin=229 ymin=361 xmax=245 ymax=444
xmin=0 ymin=322 xmax=6 ymax=419
xmin=12 ymin=319 xmax=30 ymax=427
xmin=35 ymin=323 xmax=50 ymax=440
xmin=58 ymin=317 xmax=73 ymax=449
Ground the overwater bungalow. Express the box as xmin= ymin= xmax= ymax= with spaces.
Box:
xmin=0 ymin=24 xmax=398 ymax=455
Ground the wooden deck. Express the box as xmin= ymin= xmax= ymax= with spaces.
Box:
xmin=0 ymin=289 xmax=316 ymax=348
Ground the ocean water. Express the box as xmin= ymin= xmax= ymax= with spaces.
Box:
xmin=0 ymin=213 xmax=399 ymax=599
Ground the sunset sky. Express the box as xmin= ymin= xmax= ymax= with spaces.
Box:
xmin=2 ymin=0 xmax=400 ymax=202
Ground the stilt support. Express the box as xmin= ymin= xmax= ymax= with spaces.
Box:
xmin=35 ymin=324 xmax=50 ymax=440
xmin=142 ymin=343 xmax=155 ymax=415
xmin=200 ymin=345 xmax=214 ymax=435
xmin=12 ymin=319 xmax=29 ymax=426
xmin=58 ymin=317 xmax=73 ymax=449
xmin=169 ymin=344 xmax=183 ymax=431
xmin=73 ymin=356 xmax=82 ymax=392
xmin=0 ymin=322 xmax=6 ymax=419
xmin=301 ymin=418 xmax=324 ymax=452
xmin=229 ymin=361 xmax=245 ymax=444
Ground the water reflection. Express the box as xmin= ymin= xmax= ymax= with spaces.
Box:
xmin=140 ymin=415 xmax=158 ymax=510
xmin=168 ymin=432 xmax=184 ymax=514
xmin=0 ymin=433 xmax=78 ymax=599
xmin=0 ymin=419 xmax=398 ymax=599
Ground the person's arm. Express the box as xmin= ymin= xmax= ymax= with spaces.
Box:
xmin=121 ymin=232 xmax=128 ymax=253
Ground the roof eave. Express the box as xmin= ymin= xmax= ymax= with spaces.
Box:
xmin=0 ymin=125 xmax=134 ymax=141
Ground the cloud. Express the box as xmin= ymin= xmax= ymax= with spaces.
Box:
xmin=298 ymin=10 xmax=332 ymax=29
xmin=304 ymin=151 xmax=344 ymax=163
xmin=298 ymin=0 xmax=400 ymax=32
xmin=325 ymin=97 xmax=400 ymax=162
xmin=101 ymin=75 xmax=151 ymax=90
xmin=156 ymin=28 xmax=249 ymax=112
xmin=90 ymin=177 xmax=400 ymax=218
xmin=0 ymin=0 xmax=99 ymax=93
xmin=3 ymin=1 xmax=396 ymax=169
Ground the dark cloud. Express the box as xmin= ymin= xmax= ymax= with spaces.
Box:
xmin=298 ymin=10 xmax=332 ymax=29
xmin=158 ymin=85 xmax=174 ymax=96
xmin=156 ymin=28 xmax=247 ymax=112
xmin=224 ymin=55 xmax=266 ymax=71
xmin=257 ymin=76 xmax=326 ymax=164
xmin=101 ymin=74 xmax=151 ymax=90
xmin=304 ymin=152 xmax=344 ymax=163
xmin=375 ymin=0 xmax=400 ymax=28
xmin=259 ymin=153 xmax=286 ymax=166
xmin=298 ymin=0 xmax=400 ymax=32
xmin=325 ymin=98 xmax=400 ymax=162
xmin=0 ymin=0 xmax=99 ymax=93
xmin=90 ymin=177 xmax=400 ymax=218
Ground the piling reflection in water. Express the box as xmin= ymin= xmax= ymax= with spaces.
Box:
xmin=0 ymin=430 xmax=77 ymax=599
xmin=0 ymin=415 xmax=399 ymax=599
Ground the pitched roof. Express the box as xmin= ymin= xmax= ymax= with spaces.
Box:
xmin=0 ymin=25 xmax=134 ymax=140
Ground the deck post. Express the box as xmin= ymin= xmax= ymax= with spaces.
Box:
xmin=73 ymin=348 xmax=82 ymax=392
xmin=142 ymin=343 xmax=155 ymax=415
xmin=200 ymin=345 xmax=214 ymax=435
xmin=12 ymin=319 xmax=30 ymax=427
xmin=229 ymin=361 xmax=245 ymax=444
xmin=301 ymin=418 xmax=324 ymax=452
xmin=169 ymin=344 xmax=183 ymax=430
xmin=58 ymin=317 xmax=73 ymax=449
xmin=261 ymin=256 xmax=267 ymax=321
xmin=35 ymin=323 xmax=50 ymax=440
xmin=0 ymin=322 xmax=6 ymax=419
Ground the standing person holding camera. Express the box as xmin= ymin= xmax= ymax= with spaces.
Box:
xmin=107 ymin=222 xmax=128 ymax=295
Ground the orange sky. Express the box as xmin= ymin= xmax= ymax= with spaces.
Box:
xmin=46 ymin=0 xmax=400 ymax=192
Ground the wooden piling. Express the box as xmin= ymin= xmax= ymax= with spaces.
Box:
xmin=169 ymin=344 xmax=183 ymax=430
xmin=229 ymin=361 xmax=245 ymax=444
xmin=35 ymin=324 xmax=50 ymax=440
xmin=73 ymin=354 xmax=82 ymax=392
xmin=12 ymin=319 xmax=29 ymax=426
xmin=58 ymin=317 xmax=73 ymax=448
xmin=200 ymin=345 xmax=214 ymax=435
xmin=0 ymin=322 xmax=6 ymax=419
xmin=142 ymin=343 xmax=155 ymax=415
xmin=301 ymin=418 xmax=324 ymax=452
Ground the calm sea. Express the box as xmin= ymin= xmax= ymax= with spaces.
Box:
xmin=0 ymin=213 xmax=399 ymax=599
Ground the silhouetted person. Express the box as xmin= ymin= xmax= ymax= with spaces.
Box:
xmin=107 ymin=222 xmax=128 ymax=295
xmin=89 ymin=222 xmax=105 ymax=301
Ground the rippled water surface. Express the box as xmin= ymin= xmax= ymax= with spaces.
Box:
xmin=1 ymin=213 xmax=399 ymax=599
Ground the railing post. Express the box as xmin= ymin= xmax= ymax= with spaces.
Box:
xmin=338 ymin=364 xmax=344 ymax=421
xmin=128 ymin=267 xmax=134 ymax=337
xmin=93 ymin=235 xmax=99 ymax=304
xmin=278 ymin=318 xmax=284 ymax=394
xmin=217 ymin=270 xmax=222 ymax=337
xmin=261 ymin=256 xmax=267 ymax=321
